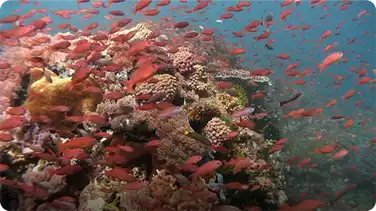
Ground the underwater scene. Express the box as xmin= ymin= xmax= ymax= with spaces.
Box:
xmin=0 ymin=0 xmax=375 ymax=210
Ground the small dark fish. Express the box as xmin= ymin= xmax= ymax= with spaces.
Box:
xmin=146 ymin=92 xmax=166 ymax=103
xmin=261 ymin=13 xmax=273 ymax=32
xmin=279 ymin=92 xmax=302 ymax=106
xmin=265 ymin=43 xmax=274 ymax=50
xmin=331 ymin=115 xmax=345 ymax=120
xmin=184 ymin=130 xmax=211 ymax=146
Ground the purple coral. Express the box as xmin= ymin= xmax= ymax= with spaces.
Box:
xmin=172 ymin=47 xmax=194 ymax=74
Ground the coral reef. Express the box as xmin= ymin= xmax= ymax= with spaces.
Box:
xmin=0 ymin=19 xmax=287 ymax=211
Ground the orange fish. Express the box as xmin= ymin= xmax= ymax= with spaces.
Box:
xmin=319 ymin=52 xmax=343 ymax=72
xmin=0 ymin=164 xmax=10 ymax=172
xmin=122 ymin=63 xmax=162 ymax=93
xmin=342 ymin=89 xmax=355 ymax=100
xmin=193 ymin=160 xmax=222 ymax=177
xmin=280 ymin=9 xmax=292 ymax=21
xmin=344 ymin=119 xmax=353 ymax=128
xmin=326 ymin=99 xmax=337 ymax=107
xmin=0 ymin=116 xmax=26 ymax=131
xmin=105 ymin=167 xmax=135 ymax=182
xmin=58 ymin=136 xmax=97 ymax=153
xmin=320 ymin=30 xmax=332 ymax=40
xmin=49 ymin=165 xmax=82 ymax=176
xmin=314 ymin=145 xmax=337 ymax=154
xmin=0 ymin=132 xmax=13 ymax=142
xmin=332 ymin=149 xmax=348 ymax=159
xmin=142 ymin=8 xmax=160 ymax=16
xmin=133 ymin=0 xmax=152 ymax=13
xmin=185 ymin=156 xmax=202 ymax=164
xmin=229 ymin=48 xmax=245 ymax=55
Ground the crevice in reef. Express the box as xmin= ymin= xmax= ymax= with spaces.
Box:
xmin=12 ymin=73 xmax=30 ymax=107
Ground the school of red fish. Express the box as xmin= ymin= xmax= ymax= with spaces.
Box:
xmin=0 ymin=0 xmax=375 ymax=210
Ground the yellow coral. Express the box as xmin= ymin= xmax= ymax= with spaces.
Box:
xmin=232 ymin=83 xmax=248 ymax=108
xmin=23 ymin=68 xmax=102 ymax=126
xmin=215 ymin=92 xmax=243 ymax=114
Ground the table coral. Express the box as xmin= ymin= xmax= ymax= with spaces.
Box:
xmin=23 ymin=68 xmax=102 ymax=126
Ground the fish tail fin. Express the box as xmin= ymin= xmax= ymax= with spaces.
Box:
xmin=66 ymin=82 xmax=75 ymax=91
xmin=48 ymin=169 xmax=56 ymax=175
xmin=122 ymin=80 xmax=134 ymax=93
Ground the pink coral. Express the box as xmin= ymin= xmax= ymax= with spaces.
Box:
xmin=172 ymin=47 xmax=194 ymax=74
xmin=0 ymin=68 xmax=21 ymax=113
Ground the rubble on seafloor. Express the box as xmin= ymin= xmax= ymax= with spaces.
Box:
xmin=0 ymin=21 xmax=288 ymax=211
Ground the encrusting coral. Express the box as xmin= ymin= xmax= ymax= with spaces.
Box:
xmin=23 ymin=68 xmax=102 ymax=125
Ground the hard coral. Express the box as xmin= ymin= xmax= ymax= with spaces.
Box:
xmin=215 ymin=92 xmax=243 ymax=114
xmin=22 ymin=166 xmax=67 ymax=198
xmin=186 ymin=64 xmax=214 ymax=97
xmin=78 ymin=182 xmax=113 ymax=211
xmin=120 ymin=170 xmax=216 ymax=211
xmin=172 ymin=46 xmax=194 ymax=74
xmin=203 ymin=117 xmax=232 ymax=146
xmin=0 ymin=68 xmax=22 ymax=112
xmin=24 ymin=68 xmax=102 ymax=126
xmin=135 ymin=74 xmax=179 ymax=103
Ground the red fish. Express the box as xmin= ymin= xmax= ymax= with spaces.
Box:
xmin=108 ymin=10 xmax=124 ymax=16
xmin=6 ymin=107 xmax=26 ymax=116
xmin=193 ymin=160 xmax=222 ymax=177
xmin=0 ymin=164 xmax=10 ymax=172
xmin=280 ymin=9 xmax=292 ymax=21
xmin=249 ymin=69 xmax=273 ymax=76
xmin=220 ymin=13 xmax=234 ymax=19
xmin=332 ymin=149 xmax=348 ymax=159
xmin=121 ymin=181 xmax=144 ymax=190
xmin=105 ymin=167 xmax=135 ymax=182
xmin=251 ymin=92 xmax=265 ymax=100
xmin=342 ymin=89 xmax=355 ymax=100
xmin=156 ymin=0 xmax=170 ymax=7
xmin=104 ymin=91 xmax=125 ymax=100
xmin=236 ymin=119 xmax=256 ymax=129
xmin=314 ymin=145 xmax=337 ymax=154
xmin=222 ymin=182 xmax=249 ymax=190
xmin=0 ymin=116 xmax=26 ymax=131
xmin=297 ymin=158 xmax=311 ymax=168
xmin=276 ymin=54 xmax=290 ymax=60
xmin=0 ymin=132 xmax=13 ymax=142
xmin=319 ymin=52 xmax=343 ymax=72
xmin=58 ymin=136 xmax=97 ymax=153
xmin=185 ymin=156 xmax=202 ymax=164
xmin=133 ymin=0 xmax=152 ymax=13
xmin=84 ymin=114 xmax=107 ymax=125
xmin=229 ymin=48 xmax=245 ymax=55
xmin=49 ymin=165 xmax=82 ymax=175
xmin=122 ymin=63 xmax=162 ymax=93
xmin=174 ymin=21 xmax=189 ymax=28
xmin=320 ymin=30 xmax=332 ymax=40
xmin=143 ymin=8 xmax=160 ymax=16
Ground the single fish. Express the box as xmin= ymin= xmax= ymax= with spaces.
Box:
xmin=279 ymin=92 xmax=302 ymax=106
